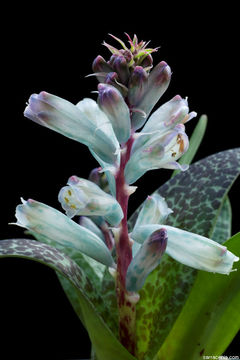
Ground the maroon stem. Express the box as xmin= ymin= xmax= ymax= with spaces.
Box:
xmin=115 ymin=134 xmax=137 ymax=355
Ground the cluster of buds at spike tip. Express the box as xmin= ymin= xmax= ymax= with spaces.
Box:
xmin=91 ymin=33 xmax=171 ymax=129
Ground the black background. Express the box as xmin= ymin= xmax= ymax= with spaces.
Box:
xmin=1 ymin=3 xmax=239 ymax=359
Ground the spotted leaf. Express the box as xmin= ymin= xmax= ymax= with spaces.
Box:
xmin=154 ymin=233 xmax=240 ymax=360
xmin=128 ymin=148 xmax=240 ymax=360
xmin=0 ymin=239 xmax=136 ymax=360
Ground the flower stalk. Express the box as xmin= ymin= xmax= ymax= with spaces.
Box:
xmin=115 ymin=134 xmax=137 ymax=354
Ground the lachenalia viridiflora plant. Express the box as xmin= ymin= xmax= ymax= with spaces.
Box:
xmin=1 ymin=34 xmax=240 ymax=360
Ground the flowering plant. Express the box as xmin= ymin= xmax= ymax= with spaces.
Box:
xmin=1 ymin=34 xmax=240 ymax=360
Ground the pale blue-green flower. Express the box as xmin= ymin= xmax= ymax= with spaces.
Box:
xmin=131 ymin=195 xmax=239 ymax=274
xmin=14 ymin=198 xmax=115 ymax=267
xmin=125 ymin=123 xmax=189 ymax=184
xmin=24 ymin=91 xmax=120 ymax=164
xmin=58 ymin=175 xmax=123 ymax=226
xmin=131 ymin=224 xmax=239 ymax=275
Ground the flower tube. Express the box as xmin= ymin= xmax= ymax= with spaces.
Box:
xmin=125 ymin=124 xmax=189 ymax=184
xmin=131 ymin=224 xmax=239 ymax=275
xmin=14 ymin=198 xmax=115 ymax=267
xmin=24 ymin=91 xmax=120 ymax=164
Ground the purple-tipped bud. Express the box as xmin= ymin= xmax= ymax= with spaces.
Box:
xmin=103 ymin=72 xmax=127 ymax=96
xmin=88 ymin=167 xmax=110 ymax=193
xmin=126 ymin=228 xmax=167 ymax=292
xmin=127 ymin=66 xmax=148 ymax=106
xmin=131 ymin=61 xmax=172 ymax=130
xmin=105 ymin=71 xmax=119 ymax=85
xmin=111 ymin=55 xmax=130 ymax=85
xmin=88 ymin=167 xmax=102 ymax=184
xmin=92 ymin=55 xmax=113 ymax=74
xmin=141 ymin=54 xmax=153 ymax=69
xmin=98 ymin=83 xmax=131 ymax=144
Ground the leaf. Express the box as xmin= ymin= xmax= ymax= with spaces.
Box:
xmin=28 ymin=231 xmax=119 ymax=336
xmin=0 ymin=239 xmax=136 ymax=360
xmin=172 ymin=114 xmax=208 ymax=177
xmin=211 ymin=196 xmax=232 ymax=244
xmin=154 ymin=233 xmax=240 ymax=360
xmin=128 ymin=148 xmax=240 ymax=360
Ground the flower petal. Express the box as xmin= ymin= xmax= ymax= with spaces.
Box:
xmin=14 ymin=198 xmax=115 ymax=267
xmin=131 ymin=224 xmax=239 ymax=274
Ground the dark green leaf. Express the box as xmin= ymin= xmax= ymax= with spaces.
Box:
xmin=211 ymin=196 xmax=232 ymax=244
xmin=154 ymin=233 xmax=240 ymax=360
xmin=29 ymin=231 xmax=119 ymax=335
xmin=129 ymin=148 xmax=240 ymax=359
xmin=0 ymin=239 xmax=136 ymax=360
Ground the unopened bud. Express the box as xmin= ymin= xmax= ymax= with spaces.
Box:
xmin=98 ymin=83 xmax=131 ymax=144
xmin=128 ymin=66 xmax=148 ymax=106
xmin=131 ymin=61 xmax=171 ymax=130
xmin=141 ymin=54 xmax=153 ymax=69
xmin=126 ymin=228 xmax=168 ymax=292
xmin=112 ymin=55 xmax=130 ymax=85
xmin=88 ymin=167 xmax=110 ymax=192
xmin=92 ymin=55 xmax=113 ymax=75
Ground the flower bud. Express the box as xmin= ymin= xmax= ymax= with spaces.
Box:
xmin=131 ymin=61 xmax=172 ymax=130
xmin=141 ymin=54 xmax=153 ymax=69
xmin=88 ymin=167 xmax=109 ymax=192
xmin=58 ymin=175 xmax=123 ymax=226
xmin=111 ymin=55 xmax=130 ymax=85
xmin=92 ymin=55 xmax=113 ymax=82
xmin=126 ymin=228 xmax=168 ymax=292
xmin=98 ymin=83 xmax=131 ymax=144
xmin=127 ymin=66 xmax=148 ymax=106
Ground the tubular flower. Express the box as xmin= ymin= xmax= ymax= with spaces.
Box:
xmin=58 ymin=175 xmax=123 ymax=226
xmin=14 ymin=198 xmax=115 ymax=267
xmin=131 ymin=195 xmax=239 ymax=275
xmin=124 ymin=123 xmax=189 ymax=184
xmin=24 ymin=91 xmax=120 ymax=165
xmin=131 ymin=224 xmax=239 ymax=275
